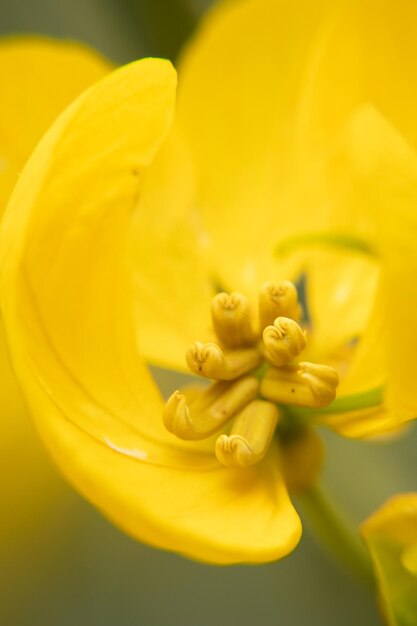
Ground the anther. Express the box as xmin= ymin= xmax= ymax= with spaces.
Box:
xmin=258 ymin=280 xmax=301 ymax=330
xmin=260 ymin=362 xmax=339 ymax=408
xmin=263 ymin=317 xmax=307 ymax=366
xmin=163 ymin=376 xmax=259 ymax=440
xmin=215 ymin=400 xmax=279 ymax=468
xmin=186 ymin=341 xmax=262 ymax=380
xmin=211 ymin=292 xmax=257 ymax=348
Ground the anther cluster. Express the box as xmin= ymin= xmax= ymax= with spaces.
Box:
xmin=163 ymin=281 xmax=339 ymax=468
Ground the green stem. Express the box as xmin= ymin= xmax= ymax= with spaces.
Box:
xmin=275 ymin=231 xmax=376 ymax=257
xmin=296 ymin=484 xmax=375 ymax=589
xmin=284 ymin=386 xmax=384 ymax=422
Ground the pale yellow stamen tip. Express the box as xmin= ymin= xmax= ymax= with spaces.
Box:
xmin=215 ymin=435 xmax=254 ymax=468
xmin=215 ymin=400 xmax=279 ymax=468
xmin=263 ymin=317 xmax=307 ymax=366
xmin=163 ymin=390 xmax=193 ymax=438
xmin=211 ymin=291 xmax=257 ymax=348
xmin=299 ymin=362 xmax=339 ymax=405
xmin=260 ymin=362 xmax=339 ymax=408
xmin=186 ymin=341 xmax=262 ymax=380
xmin=258 ymin=280 xmax=301 ymax=330
xmin=163 ymin=377 xmax=259 ymax=441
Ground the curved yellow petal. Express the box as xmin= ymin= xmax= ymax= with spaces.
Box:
xmin=32 ymin=392 xmax=301 ymax=564
xmin=0 ymin=59 xmax=300 ymax=563
xmin=361 ymin=494 xmax=417 ymax=626
xmin=0 ymin=37 xmax=112 ymax=209
xmin=129 ymin=126 xmax=214 ymax=371
xmin=297 ymin=0 xmax=417 ymax=157
xmin=177 ymin=0 xmax=333 ymax=294
xmin=0 ymin=37 xmax=112 ymax=540
xmin=343 ymin=107 xmax=417 ymax=427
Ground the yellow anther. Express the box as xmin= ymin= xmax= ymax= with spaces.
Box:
xmin=263 ymin=317 xmax=307 ymax=366
xmin=258 ymin=280 xmax=301 ymax=329
xmin=163 ymin=376 xmax=259 ymax=440
xmin=260 ymin=362 xmax=339 ymax=408
xmin=211 ymin=292 xmax=257 ymax=348
xmin=215 ymin=400 xmax=279 ymax=468
xmin=186 ymin=341 xmax=262 ymax=380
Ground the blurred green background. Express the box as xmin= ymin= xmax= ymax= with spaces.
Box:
xmin=0 ymin=1 xmax=416 ymax=625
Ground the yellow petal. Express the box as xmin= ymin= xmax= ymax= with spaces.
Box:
xmin=286 ymin=107 xmax=417 ymax=436
xmin=305 ymin=249 xmax=379 ymax=357
xmin=317 ymin=406 xmax=402 ymax=440
xmin=344 ymin=107 xmax=417 ymax=426
xmin=297 ymin=1 xmax=417 ymax=156
xmin=276 ymin=2 xmax=417 ymax=376
xmin=35 ymin=397 xmax=301 ymax=564
xmin=0 ymin=37 xmax=112 ymax=539
xmin=0 ymin=59 xmax=300 ymax=563
xmin=129 ymin=126 xmax=214 ymax=371
xmin=177 ymin=0 xmax=333 ymax=294
xmin=402 ymin=543 xmax=417 ymax=577
xmin=0 ymin=37 xmax=112 ymax=210
xmin=361 ymin=494 xmax=417 ymax=625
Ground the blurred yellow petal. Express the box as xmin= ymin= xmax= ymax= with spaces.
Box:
xmin=402 ymin=543 xmax=417 ymax=577
xmin=317 ymin=407 xmax=400 ymax=440
xmin=130 ymin=127 xmax=214 ymax=371
xmin=306 ymin=249 xmax=379 ymax=356
xmin=297 ymin=0 xmax=417 ymax=156
xmin=0 ymin=37 xmax=112 ymax=209
xmin=177 ymin=0 xmax=333 ymax=294
xmin=362 ymin=494 xmax=417 ymax=626
xmin=282 ymin=106 xmax=417 ymax=436
xmin=344 ymin=107 xmax=417 ymax=426
xmin=0 ymin=58 xmax=300 ymax=563
xmin=0 ymin=37 xmax=112 ymax=541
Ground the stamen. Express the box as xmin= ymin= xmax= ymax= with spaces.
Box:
xmin=163 ymin=376 xmax=259 ymax=440
xmin=211 ymin=292 xmax=257 ymax=348
xmin=260 ymin=362 xmax=339 ymax=408
xmin=258 ymin=280 xmax=301 ymax=329
xmin=215 ymin=400 xmax=279 ymax=468
xmin=186 ymin=341 xmax=262 ymax=380
xmin=263 ymin=317 xmax=307 ymax=366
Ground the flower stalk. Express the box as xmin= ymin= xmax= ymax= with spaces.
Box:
xmin=296 ymin=484 xmax=375 ymax=589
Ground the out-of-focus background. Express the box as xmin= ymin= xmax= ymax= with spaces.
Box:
xmin=0 ymin=1 xmax=416 ymax=625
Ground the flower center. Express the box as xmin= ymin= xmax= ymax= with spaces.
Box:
xmin=163 ymin=281 xmax=339 ymax=468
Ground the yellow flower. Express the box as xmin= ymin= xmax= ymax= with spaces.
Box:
xmin=361 ymin=494 xmax=417 ymax=626
xmin=1 ymin=0 xmax=417 ymax=565
xmin=0 ymin=38 xmax=112 ymax=542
